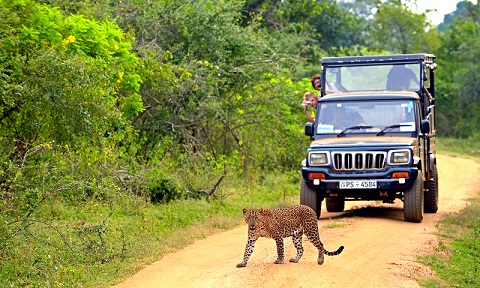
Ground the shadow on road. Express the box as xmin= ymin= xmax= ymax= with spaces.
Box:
xmin=321 ymin=204 xmax=406 ymax=222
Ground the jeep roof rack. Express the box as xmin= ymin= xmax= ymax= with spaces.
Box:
xmin=321 ymin=53 xmax=436 ymax=69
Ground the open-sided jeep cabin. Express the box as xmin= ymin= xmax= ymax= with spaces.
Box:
xmin=301 ymin=54 xmax=438 ymax=223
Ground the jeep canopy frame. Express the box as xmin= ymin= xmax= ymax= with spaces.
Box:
xmin=320 ymin=53 xmax=437 ymax=114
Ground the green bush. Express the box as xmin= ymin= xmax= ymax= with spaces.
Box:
xmin=146 ymin=177 xmax=182 ymax=204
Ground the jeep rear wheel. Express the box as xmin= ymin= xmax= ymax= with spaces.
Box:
xmin=300 ymin=178 xmax=322 ymax=219
xmin=424 ymin=165 xmax=439 ymax=213
xmin=404 ymin=171 xmax=424 ymax=223
xmin=326 ymin=196 xmax=345 ymax=212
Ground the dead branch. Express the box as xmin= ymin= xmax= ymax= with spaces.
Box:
xmin=191 ymin=175 xmax=225 ymax=198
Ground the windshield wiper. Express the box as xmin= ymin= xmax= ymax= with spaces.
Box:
xmin=376 ymin=124 xmax=411 ymax=136
xmin=337 ymin=126 xmax=373 ymax=137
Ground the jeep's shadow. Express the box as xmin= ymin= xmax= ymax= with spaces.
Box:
xmin=320 ymin=204 xmax=406 ymax=222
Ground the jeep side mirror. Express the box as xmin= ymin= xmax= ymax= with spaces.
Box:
xmin=421 ymin=119 xmax=430 ymax=133
xmin=305 ymin=122 xmax=314 ymax=137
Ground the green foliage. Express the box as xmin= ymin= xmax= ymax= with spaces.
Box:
xmin=310 ymin=1 xmax=367 ymax=56
xmin=242 ymin=0 xmax=369 ymax=60
xmin=436 ymin=136 xmax=480 ymax=160
xmin=369 ymin=0 xmax=437 ymax=54
xmin=146 ymin=176 xmax=183 ymax=204
xmin=0 ymin=167 xmax=299 ymax=287
xmin=243 ymin=0 xmax=322 ymax=29
xmin=419 ymin=196 xmax=480 ymax=288
xmin=433 ymin=2 xmax=480 ymax=138
xmin=0 ymin=0 xmax=142 ymax=153
xmin=103 ymin=0 xmax=309 ymax=174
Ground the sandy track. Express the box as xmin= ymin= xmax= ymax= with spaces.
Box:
xmin=112 ymin=154 xmax=479 ymax=288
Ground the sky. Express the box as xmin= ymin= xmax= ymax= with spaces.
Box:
xmin=413 ymin=0 xmax=478 ymax=25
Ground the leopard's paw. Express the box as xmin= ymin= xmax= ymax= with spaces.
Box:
xmin=236 ymin=262 xmax=247 ymax=268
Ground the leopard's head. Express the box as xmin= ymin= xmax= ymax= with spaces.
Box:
xmin=242 ymin=208 xmax=271 ymax=239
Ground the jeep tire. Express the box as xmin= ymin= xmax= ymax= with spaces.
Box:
xmin=424 ymin=165 xmax=439 ymax=213
xmin=300 ymin=178 xmax=322 ymax=219
xmin=404 ymin=171 xmax=424 ymax=223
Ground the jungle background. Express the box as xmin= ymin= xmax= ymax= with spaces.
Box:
xmin=0 ymin=0 xmax=479 ymax=287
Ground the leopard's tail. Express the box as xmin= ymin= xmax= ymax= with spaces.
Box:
xmin=324 ymin=245 xmax=344 ymax=256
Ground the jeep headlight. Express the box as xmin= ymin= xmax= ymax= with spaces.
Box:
xmin=388 ymin=150 xmax=411 ymax=165
xmin=309 ymin=152 xmax=330 ymax=166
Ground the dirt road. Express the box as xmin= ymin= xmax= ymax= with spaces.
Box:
xmin=112 ymin=154 xmax=479 ymax=288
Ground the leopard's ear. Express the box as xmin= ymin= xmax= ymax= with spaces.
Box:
xmin=242 ymin=208 xmax=248 ymax=215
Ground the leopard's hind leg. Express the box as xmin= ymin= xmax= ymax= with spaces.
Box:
xmin=303 ymin=219 xmax=325 ymax=265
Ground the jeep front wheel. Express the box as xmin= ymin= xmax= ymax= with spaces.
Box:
xmin=404 ymin=171 xmax=424 ymax=223
xmin=300 ymin=178 xmax=322 ymax=219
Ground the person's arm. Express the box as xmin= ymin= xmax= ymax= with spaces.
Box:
xmin=327 ymin=82 xmax=348 ymax=93
xmin=304 ymin=107 xmax=315 ymax=123
xmin=408 ymin=69 xmax=420 ymax=85
xmin=301 ymin=100 xmax=316 ymax=123
xmin=423 ymin=87 xmax=433 ymax=101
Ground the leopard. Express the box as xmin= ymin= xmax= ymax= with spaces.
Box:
xmin=236 ymin=204 xmax=344 ymax=268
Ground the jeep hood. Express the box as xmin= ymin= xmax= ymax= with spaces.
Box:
xmin=310 ymin=136 xmax=418 ymax=148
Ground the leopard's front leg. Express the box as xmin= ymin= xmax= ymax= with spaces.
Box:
xmin=236 ymin=239 xmax=257 ymax=268
xmin=289 ymin=228 xmax=304 ymax=263
xmin=273 ymin=237 xmax=285 ymax=264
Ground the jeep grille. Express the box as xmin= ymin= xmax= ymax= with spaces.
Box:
xmin=332 ymin=152 xmax=386 ymax=171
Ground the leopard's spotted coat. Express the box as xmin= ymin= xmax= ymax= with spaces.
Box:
xmin=236 ymin=205 xmax=344 ymax=267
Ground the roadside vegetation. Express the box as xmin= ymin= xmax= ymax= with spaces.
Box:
xmin=418 ymin=193 xmax=480 ymax=288
xmin=0 ymin=170 xmax=301 ymax=287
xmin=436 ymin=137 xmax=480 ymax=161
xmin=416 ymin=139 xmax=480 ymax=287
xmin=1 ymin=0 xmax=479 ymax=287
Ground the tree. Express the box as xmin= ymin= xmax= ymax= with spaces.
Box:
xmin=434 ymin=1 xmax=480 ymax=138
xmin=369 ymin=0 xmax=435 ymax=54
xmin=102 ymin=0 xmax=308 ymax=173
xmin=0 ymin=0 xmax=141 ymax=162
xmin=309 ymin=1 xmax=367 ymax=56
xmin=438 ymin=0 xmax=471 ymax=31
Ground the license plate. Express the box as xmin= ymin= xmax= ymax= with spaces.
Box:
xmin=339 ymin=180 xmax=377 ymax=189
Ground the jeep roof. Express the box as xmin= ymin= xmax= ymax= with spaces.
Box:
xmin=321 ymin=53 xmax=436 ymax=69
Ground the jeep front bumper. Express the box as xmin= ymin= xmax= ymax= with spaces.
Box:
xmin=301 ymin=167 xmax=419 ymax=192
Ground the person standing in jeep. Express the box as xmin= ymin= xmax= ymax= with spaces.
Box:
xmin=386 ymin=64 xmax=420 ymax=90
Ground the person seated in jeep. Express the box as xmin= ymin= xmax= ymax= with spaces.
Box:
xmin=323 ymin=104 xmax=365 ymax=129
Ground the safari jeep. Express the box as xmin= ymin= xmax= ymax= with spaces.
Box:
xmin=300 ymin=54 xmax=438 ymax=223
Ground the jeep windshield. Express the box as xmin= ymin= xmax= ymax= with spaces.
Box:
xmin=316 ymin=100 xmax=417 ymax=135
xmin=324 ymin=63 xmax=421 ymax=94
